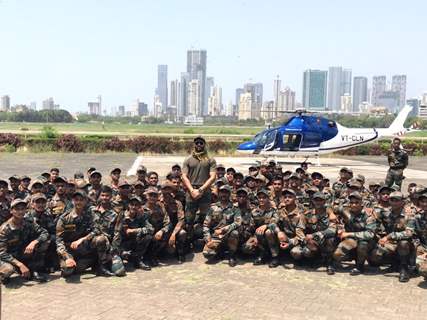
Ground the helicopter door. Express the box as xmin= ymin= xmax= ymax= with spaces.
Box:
xmin=263 ymin=129 xmax=279 ymax=151
xmin=281 ymin=134 xmax=302 ymax=151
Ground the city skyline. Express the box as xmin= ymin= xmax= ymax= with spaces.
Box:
xmin=0 ymin=1 xmax=426 ymax=112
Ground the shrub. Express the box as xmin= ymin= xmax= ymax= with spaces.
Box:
xmin=104 ymin=137 xmax=126 ymax=152
xmin=55 ymin=134 xmax=84 ymax=152
xmin=4 ymin=144 xmax=16 ymax=152
xmin=0 ymin=133 xmax=22 ymax=147
xmin=40 ymin=126 xmax=59 ymax=139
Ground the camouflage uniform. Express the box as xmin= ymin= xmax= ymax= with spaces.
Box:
xmin=333 ymin=207 xmax=377 ymax=268
xmin=87 ymin=185 xmax=102 ymax=205
xmin=269 ymin=204 xmax=304 ymax=258
xmin=412 ymin=210 xmax=427 ymax=279
xmin=0 ymin=199 xmax=11 ymax=225
xmin=291 ymin=207 xmax=338 ymax=261
xmin=370 ymin=208 xmax=415 ymax=267
xmin=385 ymin=148 xmax=408 ymax=191
xmin=117 ymin=210 xmax=153 ymax=263
xmin=144 ymin=203 xmax=172 ymax=258
xmin=163 ymin=197 xmax=187 ymax=256
xmin=56 ymin=207 xmax=106 ymax=276
xmin=237 ymin=204 xmax=255 ymax=252
xmin=0 ymin=217 xmax=49 ymax=280
xmin=241 ymin=206 xmax=278 ymax=257
xmin=49 ymin=193 xmax=73 ymax=219
xmin=202 ymin=201 xmax=241 ymax=259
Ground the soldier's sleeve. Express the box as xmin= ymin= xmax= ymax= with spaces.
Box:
xmin=295 ymin=214 xmax=306 ymax=241
xmin=315 ymin=210 xmax=337 ymax=239
xmin=402 ymin=151 xmax=409 ymax=168
xmin=226 ymin=208 xmax=242 ymax=233
xmin=209 ymin=158 xmax=217 ymax=172
xmin=86 ymin=210 xmax=100 ymax=241
xmin=0 ymin=226 xmax=22 ymax=267
xmin=352 ymin=214 xmax=377 ymax=241
xmin=31 ymin=220 xmax=49 ymax=244
xmin=55 ymin=216 xmax=73 ymax=260
xmin=203 ymin=207 xmax=213 ymax=241
xmin=160 ymin=205 xmax=172 ymax=234
xmin=140 ymin=213 xmax=154 ymax=236
xmin=111 ymin=212 xmax=123 ymax=254
xmin=388 ymin=217 xmax=415 ymax=241
xmin=268 ymin=208 xmax=279 ymax=230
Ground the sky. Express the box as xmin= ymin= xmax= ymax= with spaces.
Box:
xmin=0 ymin=0 xmax=426 ymax=113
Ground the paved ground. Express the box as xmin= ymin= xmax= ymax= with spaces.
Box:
xmin=1 ymin=153 xmax=427 ymax=320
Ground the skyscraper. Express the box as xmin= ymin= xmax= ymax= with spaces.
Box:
xmin=42 ymin=97 xmax=55 ymax=110
xmin=187 ymin=50 xmax=207 ymax=116
xmin=372 ymin=76 xmax=386 ymax=106
xmin=341 ymin=69 xmax=352 ymax=95
xmin=187 ymin=79 xmax=201 ymax=116
xmin=238 ymin=92 xmax=252 ymax=120
xmin=179 ymin=72 xmax=190 ymax=117
xmin=273 ymin=75 xmax=281 ymax=113
xmin=303 ymin=70 xmax=328 ymax=110
xmin=392 ymin=75 xmax=407 ymax=109
xmin=244 ymin=83 xmax=263 ymax=119
xmin=327 ymin=66 xmax=342 ymax=111
xmin=0 ymin=95 xmax=10 ymax=111
xmin=279 ymin=87 xmax=296 ymax=112
xmin=208 ymin=86 xmax=222 ymax=116
xmin=235 ymin=88 xmax=244 ymax=109
xmin=170 ymin=80 xmax=180 ymax=108
xmin=353 ymin=77 xmax=368 ymax=112
xmin=156 ymin=65 xmax=168 ymax=112
xmin=406 ymin=98 xmax=420 ymax=117
xmin=205 ymin=77 xmax=214 ymax=110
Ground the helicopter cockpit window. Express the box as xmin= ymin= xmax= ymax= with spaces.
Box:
xmin=282 ymin=134 xmax=302 ymax=151
xmin=253 ymin=130 xmax=269 ymax=146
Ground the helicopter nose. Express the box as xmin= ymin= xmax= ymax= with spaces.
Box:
xmin=237 ymin=141 xmax=256 ymax=154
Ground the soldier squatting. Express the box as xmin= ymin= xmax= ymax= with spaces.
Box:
xmin=1 ymin=136 xmax=426 ymax=285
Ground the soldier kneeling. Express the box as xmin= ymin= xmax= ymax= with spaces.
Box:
xmin=0 ymin=199 xmax=50 ymax=283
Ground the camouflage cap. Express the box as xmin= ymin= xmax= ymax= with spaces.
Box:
xmin=161 ymin=180 xmax=177 ymax=191
xmin=9 ymin=175 xmax=21 ymax=181
xmin=347 ymin=179 xmax=362 ymax=189
xmin=312 ymin=192 xmax=326 ymax=200
xmin=29 ymin=179 xmax=44 ymax=189
xmin=72 ymin=190 xmax=87 ymax=198
xmin=236 ymin=187 xmax=249 ymax=195
xmin=118 ymin=180 xmax=131 ymax=188
xmin=257 ymin=188 xmax=270 ymax=196
xmin=356 ymin=174 xmax=365 ymax=184
xmin=378 ymin=184 xmax=393 ymax=193
xmin=311 ymin=172 xmax=323 ymax=179
xmin=348 ymin=191 xmax=363 ymax=200
xmin=171 ymin=163 xmax=181 ymax=169
xmin=244 ymin=175 xmax=256 ymax=183
xmin=53 ymin=176 xmax=68 ymax=184
xmin=216 ymin=163 xmax=226 ymax=169
xmin=129 ymin=195 xmax=143 ymax=203
xmin=137 ymin=165 xmax=147 ymax=173
xmin=74 ymin=171 xmax=85 ymax=179
xmin=111 ymin=167 xmax=121 ymax=174
xmin=0 ymin=179 xmax=8 ymax=187
xmin=389 ymin=191 xmax=404 ymax=200
xmin=20 ymin=175 xmax=31 ymax=181
xmin=248 ymin=165 xmax=259 ymax=170
xmin=133 ymin=181 xmax=145 ymax=188
xmin=31 ymin=193 xmax=47 ymax=202
xmin=74 ymin=178 xmax=89 ymax=189
xmin=89 ymin=170 xmax=102 ymax=177
xmin=255 ymin=175 xmax=267 ymax=183
xmin=144 ymin=187 xmax=159 ymax=195
xmin=226 ymin=167 xmax=236 ymax=174
xmin=215 ymin=177 xmax=228 ymax=185
xmin=368 ymin=181 xmax=381 ymax=187
xmin=11 ymin=198 xmax=27 ymax=208
xmin=340 ymin=167 xmax=353 ymax=174
xmin=219 ymin=185 xmax=232 ymax=193
xmin=282 ymin=188 xmax=296 ymax=196
xmin=415 ymin=185 xmax=427 ymax=195
xmin=306 ymin=186 xmax=319 ymax=193
xmin=233 ymin=171 xmax=244 ymax=179
xmin=289 ymin=173 xmax=301 ymax=180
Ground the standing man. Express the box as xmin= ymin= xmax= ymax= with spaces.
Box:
xmin=181 ymin=136 xmax=217 ymax=248
xmin=385 ymin=137 xmax=408 ymax=191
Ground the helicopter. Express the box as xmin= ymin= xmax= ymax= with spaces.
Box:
xmin=237 ymin=105 xmax=415 ymax=161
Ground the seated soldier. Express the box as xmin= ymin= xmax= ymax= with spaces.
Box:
xmin=291 ymin=192 xmax=338 ymax=275
xmin=370 ymin=191 xmax=415 ymax=282
xmin=26 ymin=193 xmax=57 ymax=272
xmin=413 ymin=192 xmax=427 ymax=281
xmin=161 ymin=181 xmax=187 ymax=263
xmin=247 ymin=189 xmax=278 ymax=266
xmin=333 ymin=192 xmax=377 ymax=275
xmin=0 ymin=199 xmax=49 ymax=283
xmin=143 ymin=187 xmax=172 ymax=267
xmin=93 ymin=186 xmax=125 ymax=277
xmin=0 ymin=179 xmax=11 ymax=225
xmin=203 ymin=185 xmax=241 ymax=267
xmin=118 ymin=195 xmax=153 ymax=271
xmin=49 ymin=176 xmax=73 ymax=219
xmin=268 ymin=189 xmax=304 ymax=268
xmin=235 ymin=188 xmax=255 ymax=256
xmin=87 ymin=170 xmax=103 ymax=205
xmin=56 ymin=190 xmax=112 ymax=278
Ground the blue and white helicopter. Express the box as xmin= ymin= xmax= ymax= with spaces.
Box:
xmin=237 ymin=105 xmax=415 ymax=160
